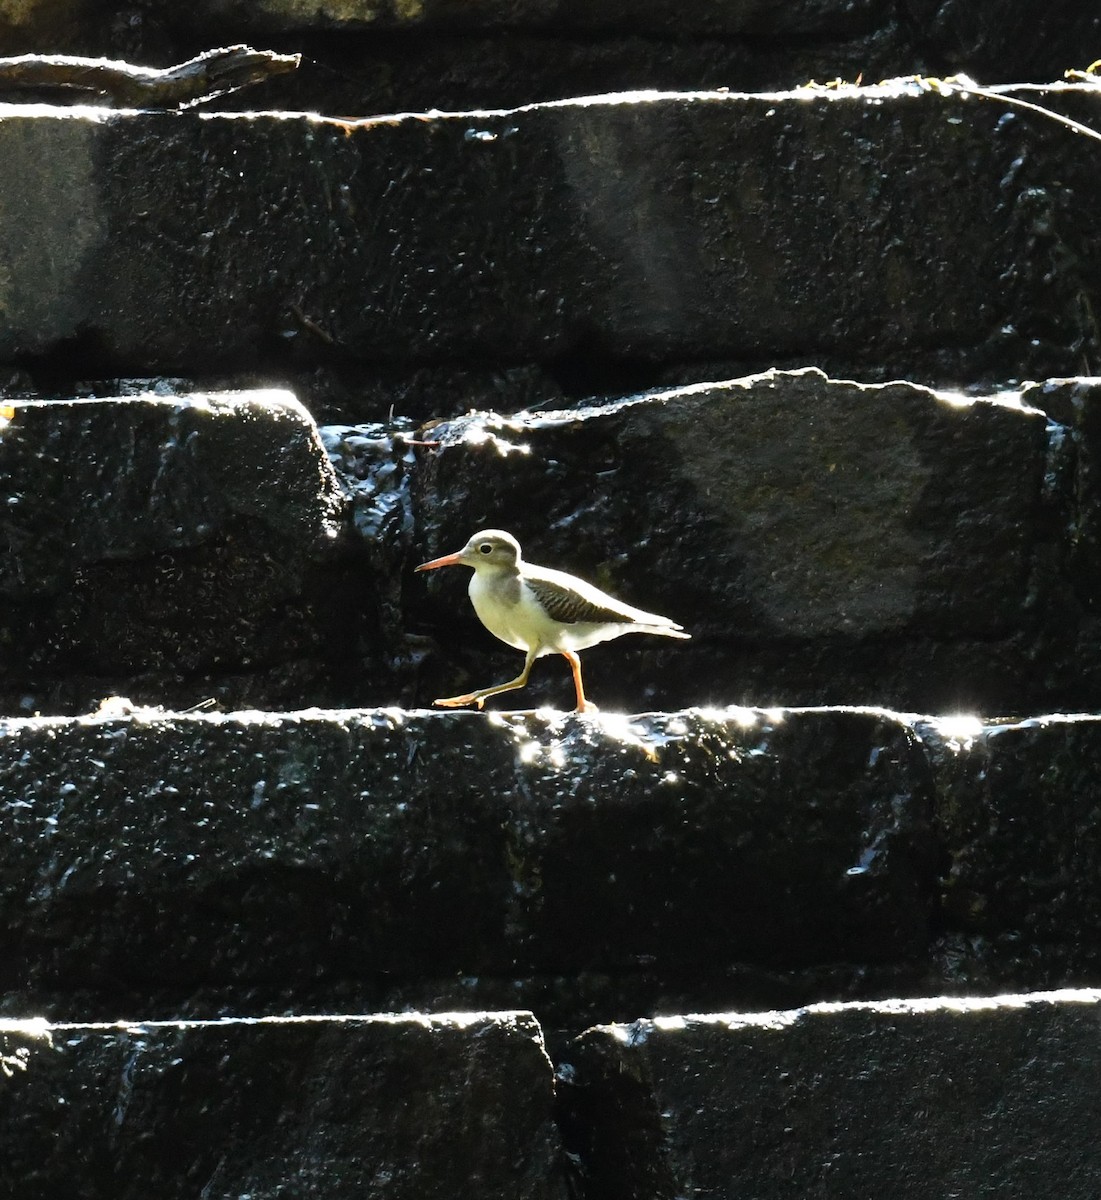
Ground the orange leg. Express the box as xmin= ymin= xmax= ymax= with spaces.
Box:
xmin=435 ymin=648 xmax=536 ymax=710
xmin=563 ymin=650 xmax=598 ymax=714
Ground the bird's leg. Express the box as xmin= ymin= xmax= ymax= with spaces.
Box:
xmin=563 ymin=650 xmax=598 ymax=714
xmin=434 ymin=648 xmax=536 ymax=710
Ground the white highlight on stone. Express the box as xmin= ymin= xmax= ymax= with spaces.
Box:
xmin=630 ymin=987 xmax=1101 ymax=1034
xmin=927 ymin=713 xmax=984 ymax=751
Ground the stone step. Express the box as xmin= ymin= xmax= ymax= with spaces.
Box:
xmin=561 ymin=987 xmax=1101 ymax=1199
xmin=1 ymin=83 xmax=1097 ymax=388
xmin=3 ymin=989 xmax=1097 ymax=1198
xmin=0 ymin=391 xmax=342 ymax=586
xmin=2 ymin=705 xmax=1100 ymax=1025
xmin=408 ymin=369 xmax=1100 ymax=713
xmin=0 ymin=1010 xmax=567 ymax=1199
xmin=5 ymin=373 xmax=1101 ymax=714
xmin=1 ymin=4 xmax=1093 ymax=114
xmin=0 ymin=390 xmax=352 ymax=713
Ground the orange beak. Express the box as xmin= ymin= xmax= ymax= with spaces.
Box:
xmin=415 ymin=551 xmax=463 ymax=572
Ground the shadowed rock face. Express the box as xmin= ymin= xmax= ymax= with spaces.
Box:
xmin=4 ymin=372 xmax=1101 ymax=716
xmin=1 ymin=703 xmax=1095 ymax=1027
xmin=561 ymin=990 xmax=1101 ymax=1200
xmin=0 ymin=392 xmax=369 ymax=713
xmin=0 ymin=87 xmax=1097 ymax=390
xmin=0 ymin=706 xmax=937 ymax=1022
xmin=410 ymin=370 xmax=1095 ymax=714
xmin=921 ymin=713 xmax=1101 ymax=987
xmin=0 ymin=1 xmax=1096 ymax=110
xmin=0 ymin=1012 xmax=566 ymax=1200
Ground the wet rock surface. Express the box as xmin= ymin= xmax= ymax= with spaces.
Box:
xmin=0 ymin=6 xmax=1099 ymax=1190
xmin=412 ymin=370 xmax=1094 ymax=714
xmin=0 ymin=1012 xmax=566 ymax=1199
xmin=561 ymin=989 xmax=1101 ymax=1199
xmin=0 ymin=87 xmax=1098 ymax=392
xmin=3 ymin=704 xmax=1101 ymax=1031
xmin=1 ymin=1 xmax=1096 ymax=110
xmin=921 ymin=714 xmax=1101 ymax=989
xmin=0 ymin=392 xmax=342 ymax=588
xmin=0 ymin=392 xmax=365 ymax=714
xmin=0 ymin=706 xmax=937 ymax=1025
xmin=8 ymin=373 xmax=1101 ymax=716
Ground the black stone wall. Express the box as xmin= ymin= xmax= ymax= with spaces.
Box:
xmin=2 ymin=4 xmax=1101 ymax=1196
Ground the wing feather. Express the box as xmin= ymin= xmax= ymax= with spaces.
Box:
xmin=526 ymin=576 xmax=638 ymax=626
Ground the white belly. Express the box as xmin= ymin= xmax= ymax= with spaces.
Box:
xmin=469 ymin=572 xmax=549 ymax=653
xmin=468 ymin=572 xmax=624 ymax=655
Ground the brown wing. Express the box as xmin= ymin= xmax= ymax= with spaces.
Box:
xmin=526 ymin=577 xmax=637 ymax=626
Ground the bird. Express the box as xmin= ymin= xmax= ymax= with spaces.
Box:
xmin=415 ymin=529 xmax=690 ymax=713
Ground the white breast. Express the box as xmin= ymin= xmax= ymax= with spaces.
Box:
xmin=468 ymin=572 xmax=576 ymax=655
xmin=468 ymin=571 xmax=534 ymax=652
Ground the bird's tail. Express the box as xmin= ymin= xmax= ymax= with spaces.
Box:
xmin=643 ymin=624 xmax=691 ymax=640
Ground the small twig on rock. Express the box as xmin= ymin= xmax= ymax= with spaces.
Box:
xmin=928 ymin=73 xmax=1101 ymax=147
xmin=0 ymin=44 xmax=300 ymax=109
xmin=797 ymin=70 xmax=1101 ymax=148
xmin=289 ymin=302 xmax=337 ymax=346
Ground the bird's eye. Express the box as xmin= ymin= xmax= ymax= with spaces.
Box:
xmin=478 ymin=543 xmax=493 ymax=555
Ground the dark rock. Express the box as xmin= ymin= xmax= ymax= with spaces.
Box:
xmin=0 ymin=391 xmax=342 ymax=590
xmin=1 ymin=87 xmax=1098 ymax=386
xmin=1023 ymin=376 xmax=1101 ymax=610
xmin=919 ymin=713 xmax=1101 ymax=989
xmin=411 ymin=369 xmax=1070 ymax=713
xmin=0 ymin=706 xmax=936 ymax=1019
xmin=562 ymin=988 xmax=1101 ymax=1199
xmin=2 ymin=372 xmax=1096 ymax=718
xmin=177 ymin=0 xmax=885 ymax=37
xmin=2 ymin=2 xmax=1096 ymax=103
xmin=897 ymin=0 xmax=1101 ymax=84
xmin=0 ymin=1011 xmax=567 ymax=1199
xmin=299 ymin=362 xmax=570 ymax=425
xmin=0 ymin=392 xmax=358 ymax=714
xmin=219 ymin=30 xmax=906 ymax=119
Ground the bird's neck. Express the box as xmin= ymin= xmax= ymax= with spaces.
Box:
xmin=475 ymin=562 xmax=520 ymax=581
xmin=470 ymin=565 xmax=522 ymax=605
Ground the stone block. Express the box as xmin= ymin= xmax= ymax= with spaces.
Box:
xmin=0 ymin=85 xmax=1097 ymax=382
xmin=920 ymin=713 xmax=1101 ymax=986
xmin=0 ymin=706 xmax=936 ymax=1016
xmin=0 ymin=1011 xmax=566 ymax=1199
xmin=0 ymin=391 xmax=342 ymax=591
xmin=563 ymin=989 xmax=1101 ymax=1199
xmin=411 ymin=369 xmax=1060 ymax=712
xmin=0 ymin=391 xmax=350 ymax=710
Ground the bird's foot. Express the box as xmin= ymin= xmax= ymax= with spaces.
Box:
xmin=434 ymin=693 xmax=487 ymax=709
xmin=573 ymin=700 xmax=600 ymax=714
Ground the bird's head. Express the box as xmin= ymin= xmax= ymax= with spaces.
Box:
xmin=415 ymin=529 xmax=522 ymax=574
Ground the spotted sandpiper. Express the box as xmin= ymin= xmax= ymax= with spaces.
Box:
xmin=415 ymin=529 xmax=690 ymax=712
